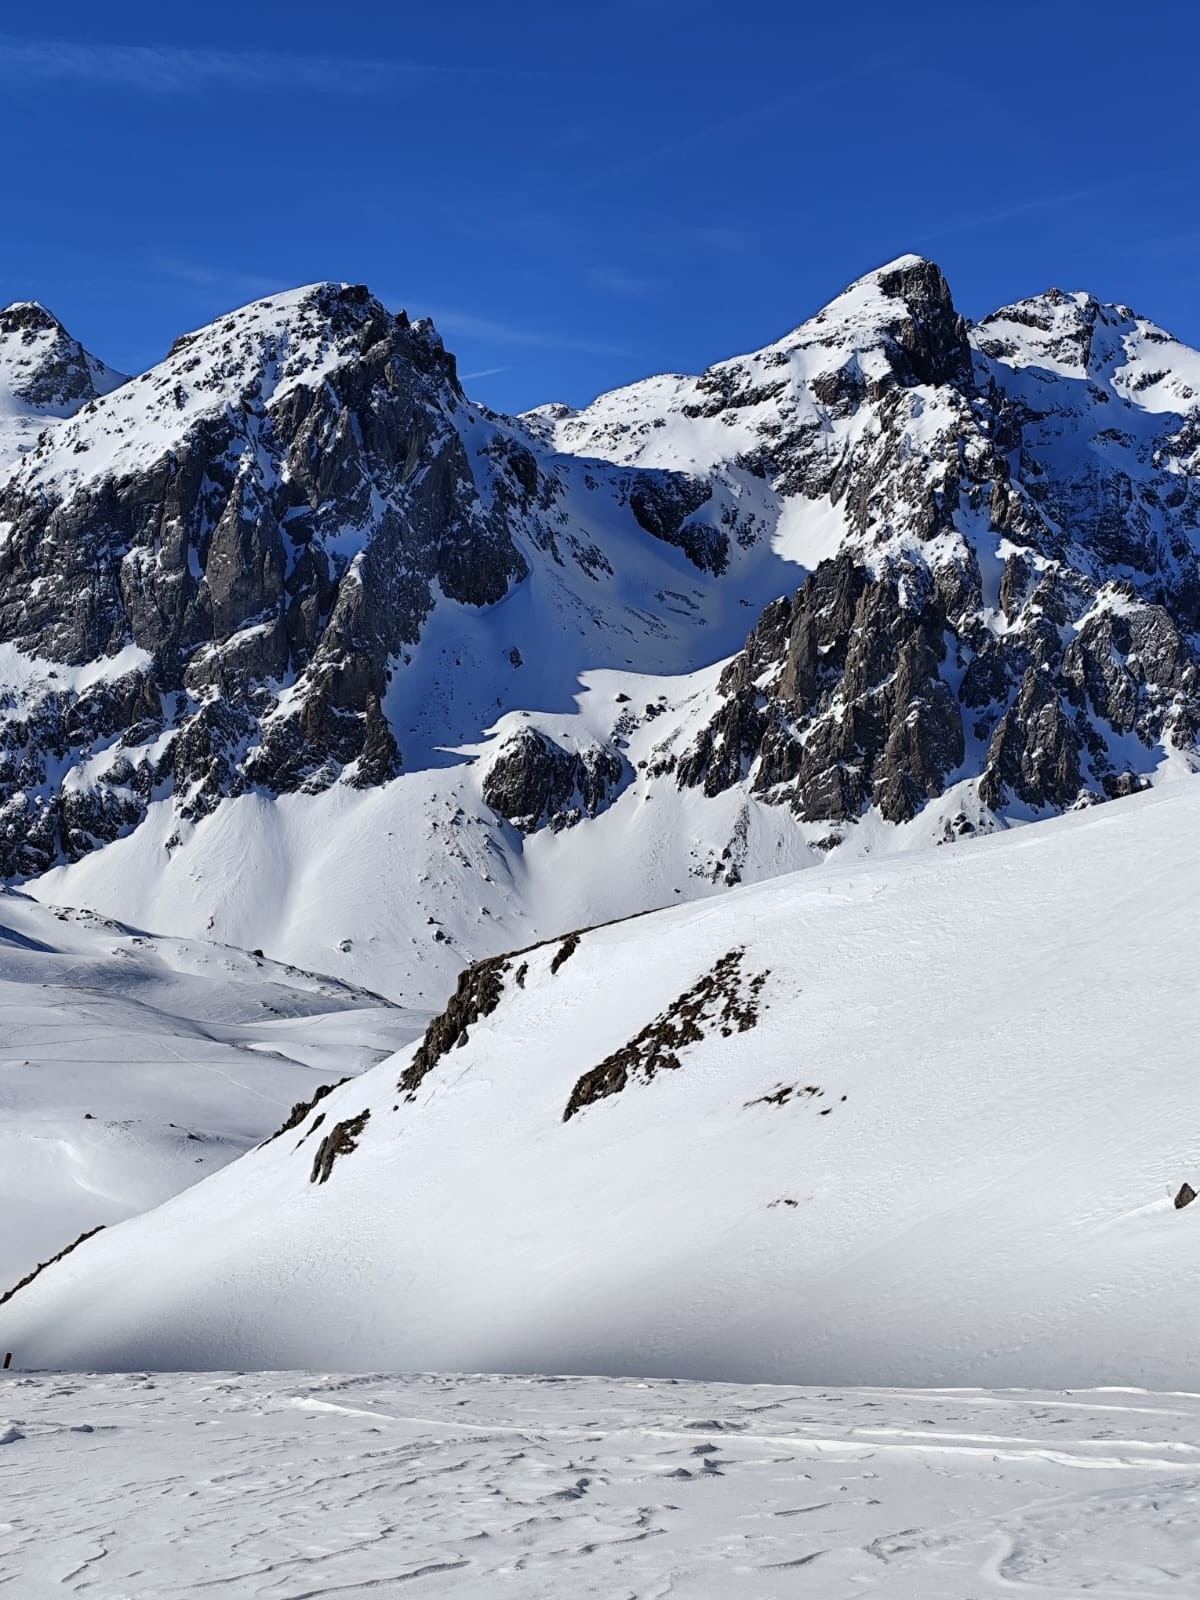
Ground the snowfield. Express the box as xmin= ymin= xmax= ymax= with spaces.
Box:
xmin=2 ymin=1370 xmax=1200 ymax=1597
xmin=0 ymin=888 xmax=422 ymax=1285
xmin=3 ymin=780 xmax=1198 ymax=1387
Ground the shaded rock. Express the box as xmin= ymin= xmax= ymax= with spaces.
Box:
xmin=483 ymin=728 xmax=624 ymax=832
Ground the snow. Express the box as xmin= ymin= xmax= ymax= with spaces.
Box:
xmin=0 ymin=640 xmax=152 ymax=697
xmin=530 ymin=257 xmax=926 ymax=476
xmin=5 ymin=781 xmax=1200 ymax=1387
xmin=24 ymin=664 xmax=818 ymax=1006
xmin=0 ymin=888 xmax=422 ymax=1286
xmin=979 ymin=290 xmax=1200 ymax=411
xmin=2 ymin=1370 xmax=1199 ymax=1596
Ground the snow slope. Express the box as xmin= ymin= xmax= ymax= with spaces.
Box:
xmin=4 ymin=1371 xmax=1198 ymax=1598
xmin=26 ymin=669 xmax=816 ymax=1003
xmin=0 ymin=889 xmax=421 ymax=1286
xmin=4 ymin=780 xmax=1198 ymax=1386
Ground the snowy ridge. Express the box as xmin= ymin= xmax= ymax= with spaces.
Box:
xmin=5 ymin=781 xmax=1199 ymax=1386
xmin=2 ymin=282 xmax=387 ymax=496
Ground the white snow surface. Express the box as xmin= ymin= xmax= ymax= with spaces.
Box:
xmin=4 ymin=781 xmax=1199 ymax=1387
xmin=2 ymin=1370 xmax=1200 ymax=1597
xmin=0 ymin=888 xmax=422 ymax=1286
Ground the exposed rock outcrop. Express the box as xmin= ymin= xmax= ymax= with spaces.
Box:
xmin=482 ymin=728 xmax=624 ymax=833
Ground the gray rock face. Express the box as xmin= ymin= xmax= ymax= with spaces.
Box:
xmin=0 ymin=286 xmax=542 ymax=870
xmin=665 ymin=267 xmax=1200 ymax=828
xmin=482 ymin=727 xmax=624 ymax=833
xmin=678 ymin=554 xmax=966 ymax=822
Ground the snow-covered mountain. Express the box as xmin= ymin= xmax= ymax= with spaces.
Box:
xmin=0 ymin=887 xmax=419 ymax=1286
xmin=0 ymin=300 xmax=126 ymax=466
xmin=4 ymin=780 xmax=1198 ymax=1385
xmin=1 ymin=256 xmax=1198 ymax=1002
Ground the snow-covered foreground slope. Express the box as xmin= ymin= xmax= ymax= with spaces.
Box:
xmin=0 ymin=889 xmax=421 ymax=1285
xmin=3 ymin=1371 xmax=1199 ymax=1598
xmin=4 ymin=781 xmax=1198 ymax=1385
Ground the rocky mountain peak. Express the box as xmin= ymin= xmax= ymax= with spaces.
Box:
xmin=0 ymin=299 xmax=61 ymax=334
xmin=0 ymin=299 xmax=126 ymax=420
xmin=0 ymin=278 xmax=539 ymax=870
xmin=4 ymin=281 xmax=463 ymax=503
xmin=0 ymin=258 xmax=1198 ymax=956
xmin=798 ymin=253 xmax=972 ymax=393
xmin=974 ymin=285 xmax=1200 ymax=412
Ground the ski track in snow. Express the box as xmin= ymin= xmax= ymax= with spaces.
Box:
xmin=1 ymin=1372 xmax=1198 ymax=1597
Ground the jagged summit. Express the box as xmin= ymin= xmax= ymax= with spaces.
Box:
xmin=4 ymin=281 xmax=457 ymax=499
xmin=798 ymin=252 xmax=971 ymax=388
xmin=0 ymin=299 xmax=127 ymax=472
xmin=977 ymin=285 xmax=1200 ymax=411
xmin=0 ymin=298 xmax=126 ymax=412
xmin=0 ymin=257 xmax=1197 ymax=1000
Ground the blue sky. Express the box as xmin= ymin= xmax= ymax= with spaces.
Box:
xmin=2 ymin=1 xmax=1196 ymax=413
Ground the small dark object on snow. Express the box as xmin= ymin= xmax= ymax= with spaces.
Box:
xmin=310 ymin=1109 xmax=370 ymax=1185
xmin=550 ymin=931 xmax=580 ymax=974
xmin=2 ymin=1352 xmax=10 ymax=1370
xmin=1174 ymin=1182 xmax=1196 ymax=1210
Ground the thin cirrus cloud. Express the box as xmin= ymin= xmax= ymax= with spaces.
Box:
xmin=587 ymin=265 xmax=668 ymax=297
xmin=914 ymin=183 xmax=1126 ymax=245
xmin=422 ymin=308 xmax=634 ymax=360
xmin=0 ymin=35 xmax=535 ymax=96
xmin=146 ymin=256 xmax=284 ymax=298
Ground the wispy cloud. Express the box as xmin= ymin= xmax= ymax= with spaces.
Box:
xmin=915 ymin=183 xmax=1125 ymax=244
xmin=0 ymin=35 xmax=546 ymax=95
xmin=423 ymin=308 xmax=634 ymax=359
xmin=460 ymin=366 xmax=510 ymax=381
xmin=587 ymin=265 xmax=668 ymax=297
xmin=687 ymin=224 xmax=751 ymax=255
xmin=146 ymin=256 xmax=282 ymax=299
xmin=583 ymin=52 xmax=899 ymax=189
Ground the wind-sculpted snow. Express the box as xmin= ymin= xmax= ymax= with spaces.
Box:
xmin=4 ymin=782 xmax=1199 ymax=1385
xmin=2 ymin=1371 xmax=1199 ymax=1597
